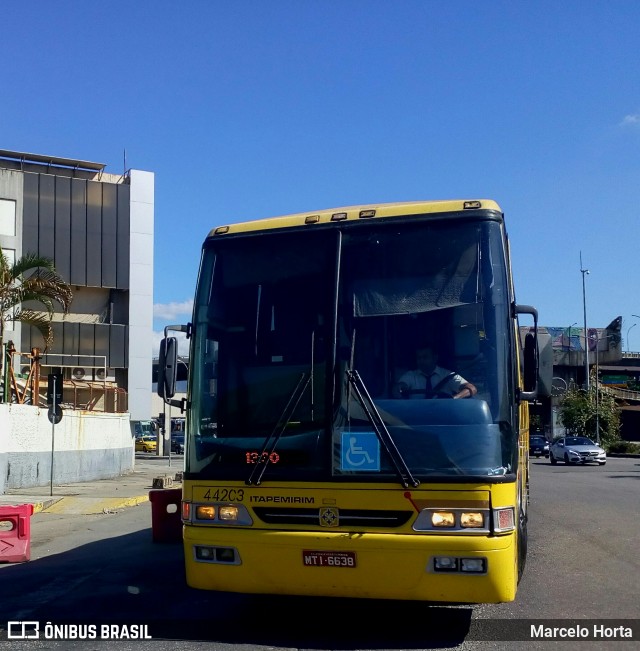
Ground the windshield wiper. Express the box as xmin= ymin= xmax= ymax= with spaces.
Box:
xmin=246 ymin=371 xmax=311 ymax=486
xmin=346 ymin=369 xmax=419 ymax=488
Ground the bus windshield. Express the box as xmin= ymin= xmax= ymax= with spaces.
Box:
xmin=187 ymin=218 xmax=515 ymax=482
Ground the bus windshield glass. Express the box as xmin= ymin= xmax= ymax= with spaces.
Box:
xmin=187 ymin=218 xmax=515 ymax=482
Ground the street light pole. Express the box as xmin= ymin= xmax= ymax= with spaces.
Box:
xmin=594 ymin=331 xmax=600 ymax=444
xmin=580 ymin=252 xmax=590 ymax=390
xmin=631 ymin=315 xmax=640 ymax=352
xmin=627 ymin=323 xmax=637 ymax=353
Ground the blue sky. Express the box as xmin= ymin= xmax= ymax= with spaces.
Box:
xmin=3 ymin=2 xmax=640 ymax=352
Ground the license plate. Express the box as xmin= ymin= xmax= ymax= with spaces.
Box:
xmin=302 ymin=550 xmax=356 ymax=568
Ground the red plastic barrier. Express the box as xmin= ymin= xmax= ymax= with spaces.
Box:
xmin=149 ymin=488 xmax=183 ymax=543
xmin=0 ymin=503 xmax=34 ymax=563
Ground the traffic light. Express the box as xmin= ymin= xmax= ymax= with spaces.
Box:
xmin=46 ymin=373 xmax=64 ymax=407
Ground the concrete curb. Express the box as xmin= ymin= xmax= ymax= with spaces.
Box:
xmin=31 ymin=498 xmax=63 ymax=514
xmin=41 ymin=494 xmax=151 ymax=515
xmin=2 ymin=495 xmax=152 ymax=515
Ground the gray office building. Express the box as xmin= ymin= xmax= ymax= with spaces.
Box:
xmin=0 ymin=149 xmax=154 ymax=422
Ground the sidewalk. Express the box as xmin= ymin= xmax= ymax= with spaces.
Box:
xmin=0 ymin=457 xmax=182 ymax=515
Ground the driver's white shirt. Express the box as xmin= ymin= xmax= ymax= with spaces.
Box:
xmin=398 ymin=365 xmax=467 ymax=399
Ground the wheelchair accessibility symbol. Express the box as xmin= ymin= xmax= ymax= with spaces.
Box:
xmin=341 ymin=432 xmax=380 ymax=471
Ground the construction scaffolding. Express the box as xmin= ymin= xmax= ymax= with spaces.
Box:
xmin=2 ymin=343 xmax=127 ymax=413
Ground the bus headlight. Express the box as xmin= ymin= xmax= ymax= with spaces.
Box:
xmin=432 ymin=511 xmax=456 ymax=527
xmin=196 ymin=505 xmax=216 ymax=520
xmin=191 ymin=503 xmax=253 ymax=526
xmin=218 ymin=505 xmax=240 ymax=521
xmin=414 ymin=507 xmax=490 ymax=533
xmin=460 ymin=512 xmax=484 ymax=528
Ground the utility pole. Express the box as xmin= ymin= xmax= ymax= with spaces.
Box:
xmin=595 ymin=331 xmax=600 ymax=445
xmin=627 ymin=323 xmax=637 ymax=353
xmin=580 ymin=252 xmax=590 ymax=390
xmin=631 ymin=315 xmax=640 ymax=352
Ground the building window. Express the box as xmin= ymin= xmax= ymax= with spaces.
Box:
xmin=2 ymin=247 xmax=15 ymax=266
xmin=0 ymin=198 xmax=16 ymax=236
xmin=1 ymin=247 xmax=16 ymax=326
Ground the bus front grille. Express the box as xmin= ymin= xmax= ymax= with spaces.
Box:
xmin=252 ymin=508 xmax=413 ymax=528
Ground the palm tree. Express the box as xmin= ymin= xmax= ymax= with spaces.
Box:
xmin=0 ymin=247 xmax=73 ymax=388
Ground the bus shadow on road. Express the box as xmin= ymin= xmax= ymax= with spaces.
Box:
xmin=188 ymin=594 xmax=473 ymax=649
xmin=0 ymin=529 xmax=471 ymax=648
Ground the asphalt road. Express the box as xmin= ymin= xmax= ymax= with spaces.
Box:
xmin=0 ymin=457 xmax=638 ymax=650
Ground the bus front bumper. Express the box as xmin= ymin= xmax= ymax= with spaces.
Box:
xmin=183 ymin=527 xmax=517 ymax=603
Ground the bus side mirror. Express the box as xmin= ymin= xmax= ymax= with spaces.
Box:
xmin=523 ymin=333 xmax=537 ymax=392
xmin=158 ymin=336 xmax=178 ymax=399
xmin=536 ymin=333 xmax=553 ymax=397
xmin=514 ymin=303 xmax=538 ymax=402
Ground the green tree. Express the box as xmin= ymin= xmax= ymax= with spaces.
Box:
xmin=0 ymin=247 xmax=73 ymax=390
xmin=558 ymin=382 xmax=621 ymax=449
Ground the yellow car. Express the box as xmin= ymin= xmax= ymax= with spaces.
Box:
xmin=135 ymin=435 xmax=157 ymax=453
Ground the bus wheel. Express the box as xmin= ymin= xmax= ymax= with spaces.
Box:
xmin=517 ymin=505 xmax=528 ymax=584
xmin=516 ymin=474 xmax=528 ymax=584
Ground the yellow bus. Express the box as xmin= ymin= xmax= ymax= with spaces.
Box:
xmin=158 ymin=199 xmax=540 ymax=603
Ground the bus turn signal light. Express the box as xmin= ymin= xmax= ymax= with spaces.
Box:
xmin=493 ymin=507 xmax=515 ymax=532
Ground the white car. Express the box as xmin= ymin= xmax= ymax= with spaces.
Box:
xmin=549 ymin=436 xmax=606 ymax=466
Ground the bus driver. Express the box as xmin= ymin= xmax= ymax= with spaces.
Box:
xmin=394 ymin=344 xmax=477 ymax=400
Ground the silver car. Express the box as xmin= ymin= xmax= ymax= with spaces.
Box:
xmin=549 ymin=436 xmax=606 ymax=466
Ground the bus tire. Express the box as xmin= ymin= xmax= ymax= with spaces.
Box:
xmin=516 ymin=466 xmax=528 ymax=584
xmin=517 ymin=506 xmax=528 ymax=584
